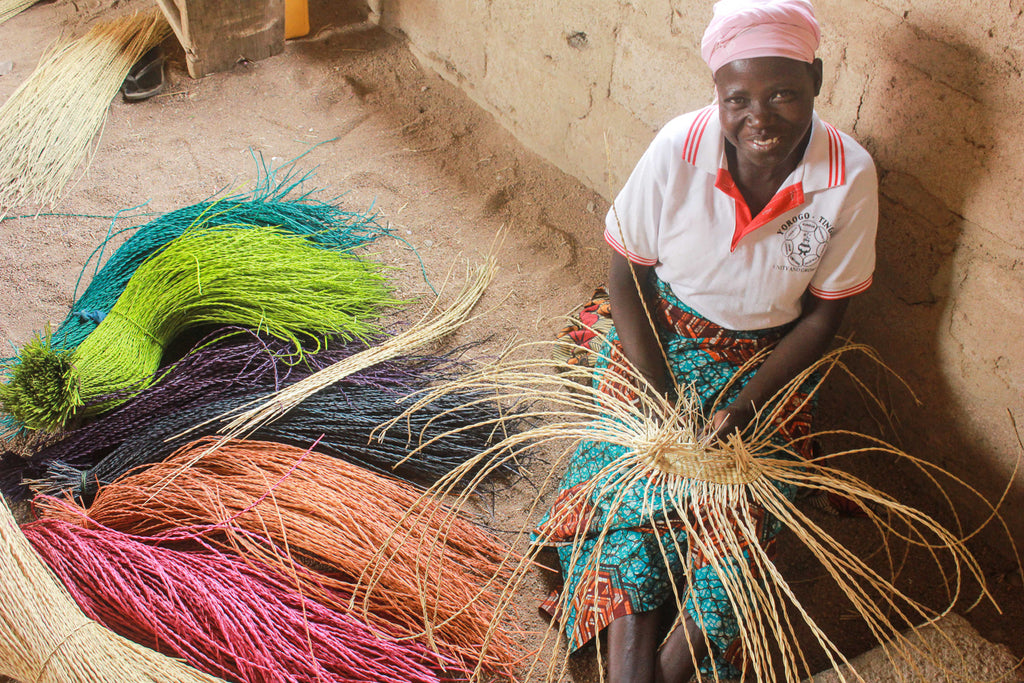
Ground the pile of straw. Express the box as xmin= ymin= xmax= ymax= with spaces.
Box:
xmin=0 ymin=10 xmax=170 ymax=212
xmin=47 ymin=187 xmax=385 ymax=355
xmin=380 ymin=340 xmax=1003 ymax=682
xmin=47 ymin=380 xmax=523 ymax=502
xmin=0 ymin=495 xmax=224 ymax=682
xmin=0 ymin=225 xmax=398 ymax=431
xmin=24 ymin=510 xmax=457 ymax=683
xmin=39 ymin=436 xmax=523 ymax=678
xmin=0 ymin=0 xmax=35 ymax=25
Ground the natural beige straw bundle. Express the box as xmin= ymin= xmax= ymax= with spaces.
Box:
xmin=0 ymin=0 xmax=36 ymax=25
xmin=379 ymin=337 xmax=1012 ymax=682
xmin=0 ymin=10 xmax=169 ymax=212
xmin=0 ymin=496 xmax=224 ymax=683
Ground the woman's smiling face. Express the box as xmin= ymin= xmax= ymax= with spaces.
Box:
xmin=714 ymin=56 xmax=822 ymax=177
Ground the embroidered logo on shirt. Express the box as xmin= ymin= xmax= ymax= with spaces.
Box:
xmin=778 ymin=215 xmax=832 ymax=270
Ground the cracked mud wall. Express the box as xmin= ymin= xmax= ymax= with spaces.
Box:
xmin=375 ymin=0 xmax=1024 ymax=548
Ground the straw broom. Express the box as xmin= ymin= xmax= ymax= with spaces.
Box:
xmin=0 ymin=495 xmax=225 ymax=683
xmin=0 ymin=225 xmax=399 ymax=432
xmin=37 ymin=436 xmax=523 ymax=678
xmin=0 ymin=10 xmax=170 ymax=212
xmin=375 ymin=339 xmax=1006 ymax=682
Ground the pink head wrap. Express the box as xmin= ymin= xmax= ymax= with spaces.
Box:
xmin=701 ymin=0 xmax=820 ymax=75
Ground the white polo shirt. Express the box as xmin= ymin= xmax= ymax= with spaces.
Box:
xmin=605 ymin=106 xmax=878 ymax=331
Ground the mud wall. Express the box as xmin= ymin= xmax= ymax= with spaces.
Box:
xmin=374 ymin=0 xmax=1024 ymax=545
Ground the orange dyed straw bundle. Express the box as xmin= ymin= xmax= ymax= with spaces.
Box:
xmin=39 ymin=437 xmax=522 ymax=677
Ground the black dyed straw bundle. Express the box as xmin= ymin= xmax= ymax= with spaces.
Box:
xmin=44 ymin=377 xmax=524 ymax=503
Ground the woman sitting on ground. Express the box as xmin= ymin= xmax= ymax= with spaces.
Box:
xmin=535 ymin=0 xmax=878 ymax=680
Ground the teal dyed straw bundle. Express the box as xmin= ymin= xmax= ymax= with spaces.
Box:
xmin=49 ymin=173 xmax=386 ymax=355
xmin=0 ymin=225 xmax=399 ymax=432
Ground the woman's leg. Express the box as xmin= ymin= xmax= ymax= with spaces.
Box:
xmin=654 ymin=611 xmax=709 ymax=683
xmin=606 ymin=611 xmax=661 ymax=683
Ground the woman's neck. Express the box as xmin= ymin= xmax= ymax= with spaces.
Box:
xmin=724 ymin=131 xmax=810 ymax=217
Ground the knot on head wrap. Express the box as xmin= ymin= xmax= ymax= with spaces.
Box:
xmin=701 ymin=0 xmax=820 ymax=75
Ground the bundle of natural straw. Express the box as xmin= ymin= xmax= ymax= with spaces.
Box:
xmin=0 ymin=225 xmax=398 ymax=431
xmin=24 ymin=510 xmax=456 ymax=683
xmin=378 ymin=340 xmax=1001 ymax=682
xmin=0 ymin=0 xmax=36 ymax=25
xmin=0 ymin=496 xmax=224 ymax=682
xmin=0 ymin=10 xmax=169 ymax=211
xmin=38 ymin=437 xmax=522 ymax=678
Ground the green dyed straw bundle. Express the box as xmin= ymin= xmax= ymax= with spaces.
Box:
xmin=0 ymin=225 xmax=399 ymax=432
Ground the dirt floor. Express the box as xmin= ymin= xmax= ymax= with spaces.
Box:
xmin=0 ymin=1 xmax=1021 ymax=682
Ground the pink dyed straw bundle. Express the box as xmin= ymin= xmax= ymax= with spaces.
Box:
xmin=23 ymin=515 xmax=457 ymax=683
xmin=0 ymin=497 xmax=223 ymax=683
xmin=38 ymin=437 xmax=521 ymax=676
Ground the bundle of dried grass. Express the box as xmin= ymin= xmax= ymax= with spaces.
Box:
xmin=217 ymin=255 xmax=497 ymax=438
xmin=0 ymin=10 xmax=169 ymax=212
xmin=38 ymin=436 xmax=523 ymax=678
xmin=23 ymin=511 xmax=459 ymax=683
xmin=0 ymin=495 xmax=224 ymax=682
xmin=380 ymin=339 xmax=1007 ymax=682
xmin=0 ymin=0 xmax=36 ymax=25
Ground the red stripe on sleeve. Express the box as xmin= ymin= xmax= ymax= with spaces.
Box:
xmin=604 ymin=230 xmax=658 ymax=266
xmin=809 ymin=276 xmax=872 ymax=299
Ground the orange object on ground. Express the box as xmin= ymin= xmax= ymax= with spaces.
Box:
xmin=285 ymin=0 xmax=309 ymax=39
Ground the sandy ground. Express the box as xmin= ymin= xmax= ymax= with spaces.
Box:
xmin=0 ymin=1 xmax=1021 ymax=682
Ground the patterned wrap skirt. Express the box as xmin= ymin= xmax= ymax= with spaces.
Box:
xmin=534 ymin=279 xmax=817 ymax=678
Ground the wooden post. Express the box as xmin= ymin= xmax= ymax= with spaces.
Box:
xmin=155 ymin=0 xmax=285 ymax=78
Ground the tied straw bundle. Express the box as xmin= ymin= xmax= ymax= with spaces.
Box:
xmin=11 ymin=329 xmax=390 ymax=499
xmin=378 ymin=339 xmax=1008 ymax=682
xmin=0 ymin=10 xmax=170 ymax=212
xmin=39 ymin=437 xmax=524 ymax=678
xmin=0 ymin=495 xmax=224 ymax=683
xmin=23 ymin=507 xmax=458 ymax=683
xmin=0 ymin=0 xmax=35 ymax=25
xmin=17 ymin=328 xmax=366 ymax=486
xmin=0 ymin=225 xmax=399 ymax=432
xmin=44 ymin=376 xmax=525 ymax=502
xmin=44 ymin=167 xmax=387 ymax=357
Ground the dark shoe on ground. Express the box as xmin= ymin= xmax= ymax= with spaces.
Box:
xmin=122 ymin=46 xmax=165 ymax=102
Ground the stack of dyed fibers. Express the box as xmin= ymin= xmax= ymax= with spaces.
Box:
xmin=1 ymin=182 xmax=524 ymax=680
xmin=37 ymin=437 xmax=521 ymax=678
xmin=19 ymin=329 xmax=521 ymax=502
xmin=23 ymin=509 xmax=460 ymax=683
xmin=0 ymin=224 xmax=399 ymax=432
xmin=0 ymin=170 xmax=386 ymax=435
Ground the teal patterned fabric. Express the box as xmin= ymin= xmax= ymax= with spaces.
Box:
xmin=536 ymin=280 xmax=816 ymax=678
